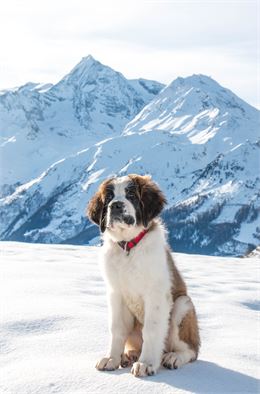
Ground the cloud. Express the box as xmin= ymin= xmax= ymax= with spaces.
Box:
xmin=0 ymin=0 xmax=258 ymax=108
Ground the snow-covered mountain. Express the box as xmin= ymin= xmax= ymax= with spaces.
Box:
xmin=0 ymin=55 xmax=163 ymax=190
xmin=0 ymin=59 xmax=259 ymax=256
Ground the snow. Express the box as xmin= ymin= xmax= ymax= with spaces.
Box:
xmin=246 ymin=246 xmax=260 ymax=258
xmin=1 ymin=57 xmax=259 ymax=255
xmin=123 ymin=74 xmax=259 ymax=150
xmin=0 ymin=242 xmax=259 ymax=394
xmin=0 ymin=55 xmax=163 ymax=187
xmin=234 ymin=219 xmax=260 ymax=244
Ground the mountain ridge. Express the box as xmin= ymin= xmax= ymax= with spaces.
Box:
xmin=0 ymin=56 xmax=259 ymax=256
xmin=0 ymin=55 xmax=164 ymax=189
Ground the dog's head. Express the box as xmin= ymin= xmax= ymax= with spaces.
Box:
xmin=87 ymin=174 xmax=166 ymax=233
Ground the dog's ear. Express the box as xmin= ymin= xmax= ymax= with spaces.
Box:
xmin=129 ymin=174 xmax=167 ymax=227
xmin=87 ymin=178 xmax=115 ymax=233
xmin=87 ymin=191 xmax=106 ymax=233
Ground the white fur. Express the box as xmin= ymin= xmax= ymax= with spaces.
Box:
xmin=106 ymin=177 xmax=137 ymax=230
xmin=95 ymin=175 xmax=195 ymax=377
xmin=97 ymin=219 xmax=173 ymax=376
xmin=172 ymin=295 xmax=193 ymax=326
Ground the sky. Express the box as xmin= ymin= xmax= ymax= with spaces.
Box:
xmin=0 ymin=0 xmax=259 ymax=108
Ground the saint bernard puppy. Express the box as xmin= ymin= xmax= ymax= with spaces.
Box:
xmin=87 ymin=174 xmax=200 ymax=377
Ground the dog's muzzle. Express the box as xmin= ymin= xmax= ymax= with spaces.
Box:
xmin=109 ymin=201 xmax=135 ymax=226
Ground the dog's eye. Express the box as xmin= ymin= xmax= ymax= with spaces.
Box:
xmin=125 ymin=190 xmax=136 ymax=199
xmin=105 ymin=190 xmax=114 ymax=203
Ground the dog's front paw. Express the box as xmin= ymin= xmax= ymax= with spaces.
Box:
xmin=95 ymin=357 xmax=120 ymax=371
xmin=131 ymin=361 xmax=157 ymax=377
xmin=120 ymin=350 xmax=139 ymax=368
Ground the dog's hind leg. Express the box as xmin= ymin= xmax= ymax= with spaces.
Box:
xmin=121 ymin=319 xmax=143 ymax=368
xmin=162 ymin=295 xmax=200 ymax=369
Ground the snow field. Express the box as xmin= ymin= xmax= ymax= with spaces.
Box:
xmin=0 ymin=242 xmax=259 ymax=393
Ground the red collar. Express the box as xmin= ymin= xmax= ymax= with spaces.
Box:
xmin=117 ymin=229 xmax=148 ymax=255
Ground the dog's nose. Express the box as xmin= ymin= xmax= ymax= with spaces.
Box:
xmin=111 ymin=201 xmax=124 ymax=213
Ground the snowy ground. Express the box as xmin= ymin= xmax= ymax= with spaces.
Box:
xmin=0 ymin=242 xmax=259 ymax=394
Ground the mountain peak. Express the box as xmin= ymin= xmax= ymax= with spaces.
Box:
xmin=158 ymin=73 xmax=259 ymax=116
xmin=60 ymin=54 xmax=112 ymax=85
xmin=124 ymin=73 xmax=259 ymax=145
xmin=168 ymin=74 xmax=220 ymax=92
xmin=75 ymin=54 xmax=99 ymax=68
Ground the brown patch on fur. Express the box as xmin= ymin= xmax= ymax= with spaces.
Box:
xmin=166 ymin=248 xmax=200 ymax=358
xmin=86 ymin=177 xmax=114 ymax=232
xmin=179 ymin=308 xmax=200 ymax=358
xmin=166 ymin=248 xmax=187 ymax=300
xmin=122 ymin=318 xmax=143 ymax=365
xmin=128 ymin=174 xmax=167 ymax=227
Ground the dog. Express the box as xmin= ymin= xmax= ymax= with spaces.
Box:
xmin=87 ymin=174 xmax=200 ymax=377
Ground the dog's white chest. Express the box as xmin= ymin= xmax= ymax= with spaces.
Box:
xmin=123 ymin=292 xmax=144 ymax=324
xmin=101 ymin=226 xmax=171 ymax=325
xmin=103 ymin=248 xmax=149 ymax=323
xmin=119 ymin=254 xmax=146 ymax=323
